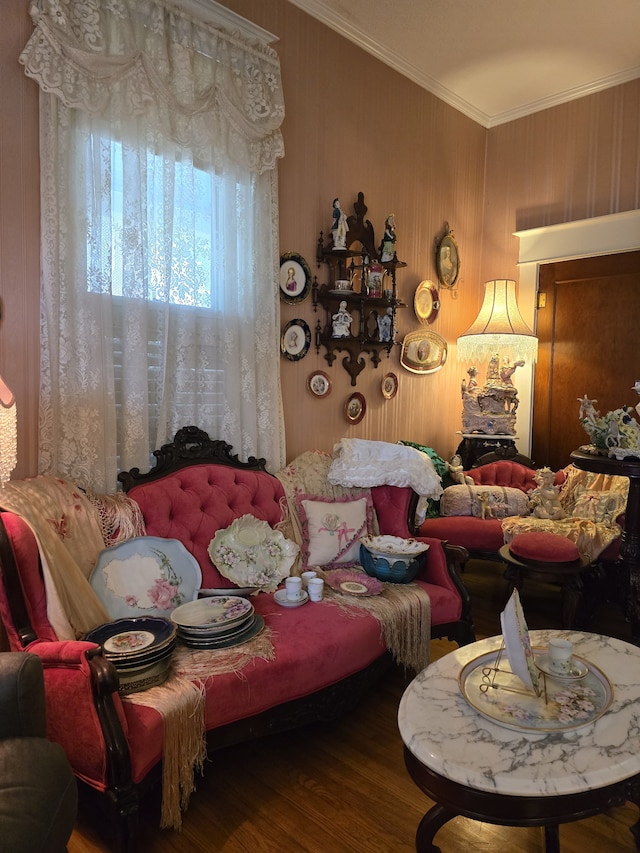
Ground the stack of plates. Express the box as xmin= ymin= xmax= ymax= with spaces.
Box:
xmin=85 ymin=616 xmax=176 ymax=695
xmin=171 ymin=595 xmax=264 ymax=649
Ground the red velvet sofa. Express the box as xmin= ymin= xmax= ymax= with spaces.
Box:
xmin=0 ymin=428 xmax=474 ymax=851
xmin=419 ymin=458 xmax=552 ymax=558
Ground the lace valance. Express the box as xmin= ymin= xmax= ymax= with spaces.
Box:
xmin=19 ymin=0 xmax=285 ymax=173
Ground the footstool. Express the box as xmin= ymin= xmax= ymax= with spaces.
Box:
xmin=499 ymin=532 xmax=591 ymax=629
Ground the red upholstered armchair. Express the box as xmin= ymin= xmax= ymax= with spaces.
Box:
xmin=0 ymin=429 xmax=474 ymax=851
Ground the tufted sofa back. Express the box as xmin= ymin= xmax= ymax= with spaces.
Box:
xmin=466 ymin=460 xmax=539 ymax=493
xmin=128 ymin=464 xmax=286 ymax=588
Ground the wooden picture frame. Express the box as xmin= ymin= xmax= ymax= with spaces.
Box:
xmin=436 ymin=230 xmax=460 ymax=289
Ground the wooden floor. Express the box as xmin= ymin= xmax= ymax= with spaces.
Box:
xmin=69 ymin=559 xmax=638 ymax=852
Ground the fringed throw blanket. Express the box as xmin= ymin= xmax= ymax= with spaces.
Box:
xmin=123 ymin=628 xmax=275 ymax=830
xmin=321 ymin=577 xmax=431 ymax=671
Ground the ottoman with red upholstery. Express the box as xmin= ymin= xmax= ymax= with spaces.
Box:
xmin=499 ymin=532 xmax=591 ymax=628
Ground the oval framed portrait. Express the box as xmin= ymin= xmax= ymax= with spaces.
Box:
xmin=435 ymin=231 xmax=460 ymax=289
xmin=400 ymin=330 xmax=448 ymax=375
xmin=279 ymin=252 xmax=312 ymax=304
xmin=381 ymin=372 xmax=399 ymax=400
xmin=307 ymin=370 xmax=332 ymax=398
xmin=280 ymin=319 xmax=311 ymax=361
xmin=344 ymin=392 xmax=366 ymax=425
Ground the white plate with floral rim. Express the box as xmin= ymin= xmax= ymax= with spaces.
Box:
xmin=499 ymin=589 xmax=540 ymax=695
xmin=90 ymin=537 xmax=202 ymax=621
xmin=171 ymin=595 xmax=253 ymax=631
xmin=458 ymin=648 xmax=612 ymax=733
xmin=324 ymin=569 xmax=384 ymax=596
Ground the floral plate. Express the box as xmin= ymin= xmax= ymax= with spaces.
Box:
xmin=208 ymin=515 xmax=299 ymax=592
xmin=90 ymin=537 xmax=202 ymax=620
xmin=324 ymin=569 xmax=384 ymax=596
xmin=85 ymin=616 xmax=176 ymax=659
xmin=171 ymin=595 xmax=253 ymax=630
xmin=458 ymin=648 xmax=612 ymax=733
xmin=500 ymin=589 xmax=539 ymax=694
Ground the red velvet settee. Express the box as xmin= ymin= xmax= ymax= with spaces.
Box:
xmin=419 ymin=458 xmax=553 ymax=558
xmin=0 ymin=428 xmax=474 ymax=851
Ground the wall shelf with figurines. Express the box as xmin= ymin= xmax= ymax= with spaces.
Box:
xmin=312 ymin=192 xmax=406 ymax=386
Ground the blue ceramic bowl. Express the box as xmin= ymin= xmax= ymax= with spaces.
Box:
xmin=359 ymin=545 xmax=424 ymax=584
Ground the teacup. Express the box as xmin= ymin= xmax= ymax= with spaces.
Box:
xmin=548 ymin=638 xmax=573 ymax=675
xmin=285 ymin=576 xmax=303 ymax=601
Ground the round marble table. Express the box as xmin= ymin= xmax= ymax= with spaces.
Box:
xmin=398 ymin=630 xmax=640 ymax=852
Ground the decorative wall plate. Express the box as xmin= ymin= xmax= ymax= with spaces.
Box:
xmin=345 ymin=391 xmax=366 ymax=424
xmin=381 ymin=372 xmax=398 ymax=400
xmin=400 ymin=330 xmax=448 ymax=375
xmin=414 ymin=280 xmax=441 ymax=324
xmin=281 ymin=318 xmax=311 ymax=361
xmin=307 ymin=370 xmax=332 ymax=398
xmin=279 ymin=252 xmax=311 ymax=304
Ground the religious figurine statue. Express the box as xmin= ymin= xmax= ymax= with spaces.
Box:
xmin=331 ymin=198 xmax=348 ymax=250
xmin=332 ymin=300 xmax=352 ymax=338
xmin=379 ymin=214 xmax=397 ymax=262
xmin=528 ymin=467 xmax=566 ymax=520
xmin=377 ymin=306 xmax=393 ymax=342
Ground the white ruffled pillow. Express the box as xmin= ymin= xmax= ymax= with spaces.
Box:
xmin=327 ymin=439 xmax=442 ymax=499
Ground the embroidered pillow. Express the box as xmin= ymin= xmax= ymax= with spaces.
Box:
xmin=569 ymin=490 xmax=626 ymax=525
xmin=297 ymin=494 xmax=374 ymax=568
xmin=440 ymin=484 xmax=530 ymax=519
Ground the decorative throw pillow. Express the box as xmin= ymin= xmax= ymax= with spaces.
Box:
xmin=569 ymin=490 xmax=626 ymax=525
xmin=440 ymin=484 xmax=530 ymax=519
xmin=297 ymin=494 xmax=374 ymax=568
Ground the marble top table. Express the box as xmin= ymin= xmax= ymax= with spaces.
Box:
xmin=398 ymin=630 xmax=640 ymax=852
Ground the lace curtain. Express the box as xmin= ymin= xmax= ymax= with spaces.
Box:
xmin=20 ymin=0 xmax=286 ymax=492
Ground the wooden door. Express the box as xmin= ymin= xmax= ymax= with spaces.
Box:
xmin=532 ymin=250 xmax=640 ymax=471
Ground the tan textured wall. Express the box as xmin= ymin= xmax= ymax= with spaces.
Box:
xmin=2 ymin=0 xmax=640 ymax=478
xmin=0 ymin=0 xmax=40 ymax=479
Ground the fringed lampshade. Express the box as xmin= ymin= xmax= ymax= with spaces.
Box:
xmin=457 ymin=279 xmax=538 ymax=364
xmin=0 ymin=374 xmax=16 ymax=485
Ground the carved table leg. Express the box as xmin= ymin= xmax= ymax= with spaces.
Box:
xmin=415 ymin=803 xmax=457 ymax=853
xmin=544 ymin=823 xmax=560 ymax=853
xmin=560 ymin=574 xmax=583 ymax=630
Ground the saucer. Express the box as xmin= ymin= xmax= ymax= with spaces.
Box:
xmin=274 ymin=589 xmax=309 ymax=608
xmin=534 ymin=652 xmax=588 ymax=680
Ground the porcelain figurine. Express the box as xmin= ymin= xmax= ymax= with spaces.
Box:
xmin=331 ymin=300 xmax=352 ymax=338
xmin=331 ymin=198 xmax=348 ymax=250
xmin=379 ymin=214 xmax=397 ymax=262
xmin=528 ymin=467 xmax=566 ymax=520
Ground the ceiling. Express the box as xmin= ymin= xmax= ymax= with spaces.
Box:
xmin=286 ymin=0 xmax=640 ymax=127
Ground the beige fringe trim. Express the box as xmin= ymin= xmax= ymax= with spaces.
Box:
xmin=123 ymin=628 xmax=275 ymax=830
xmin=319 ymin=578 xmax=431 ymax=672
xmin=84 ymin=489 xmax=147 ymax=546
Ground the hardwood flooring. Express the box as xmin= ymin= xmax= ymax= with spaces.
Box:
xmin=68 ymin=559 xmax=638 ymax=852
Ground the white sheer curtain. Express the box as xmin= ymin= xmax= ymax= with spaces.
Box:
xmin=20 ymin=0 xmax=286 ymax=492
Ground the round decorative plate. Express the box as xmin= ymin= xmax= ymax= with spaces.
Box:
xmin=345 ymin=392 xmax=366 ymax=424
xmin=281 ymin=319 xmax=311 ymax=361
xmin=459 ymin=649 xmax=612 ymax=733
xmin=307 ymin=370 xmax=332 ymax=398
xmin=400 ymin=330 xmax=448 ymax=375
xmin=324 ymin=569 xmax=383 ymax=596
xmin=360 ymin=534 xmax=430 ymax=557
xmin=381 ymin=372 xmax=398 ymax=400
xmin=279 ymin=252 xmax=311 ymax=304
xmin=171 ymin=595 xmax=253 ymax=629
xmin=500 ymin=589 xmax=539 ymax=694
xmin=179 ymin=615 xmax=265 ymax=650
xmin=414 ymin=280 xmax=441 ymax=324
xmin=85 ymin=616 xmax=176 ymax=658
